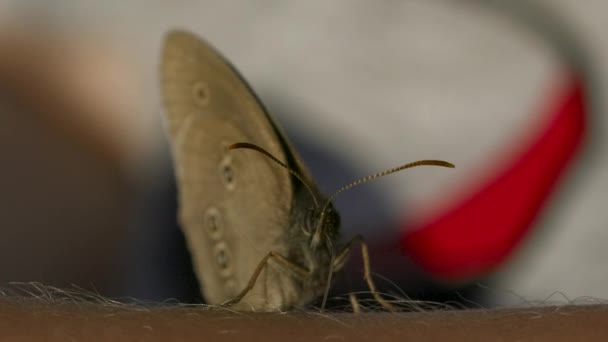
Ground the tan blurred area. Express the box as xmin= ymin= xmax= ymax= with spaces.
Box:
xmin=0 ymin=25 xmax=141 ymax=294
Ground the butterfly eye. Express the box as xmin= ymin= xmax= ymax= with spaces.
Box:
xmin=323 ymin=207 xmax=340 ymax=236
xmin=218 ymin=157 xmax=236 ymax=191
xmin=204 ymin=206 xmax=223 ymax=240
xmin=192 ymin=81 xmax=210 ymax=106
xmin=213 ymin=241 xmax=232 ymax=277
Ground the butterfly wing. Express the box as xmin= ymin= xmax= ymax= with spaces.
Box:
xmin=161 ymin=31 xmax=304 ymax=309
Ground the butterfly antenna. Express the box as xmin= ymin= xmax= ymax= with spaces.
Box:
xmin=316 ymin=160 xmax=455 ymax=228
xmin=229 ymin=142 xmax=320 ymax=208
xmin=330 ymin=159 xmax=453 ymax=203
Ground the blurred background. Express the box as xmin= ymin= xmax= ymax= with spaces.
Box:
xmin=0 ymin=0 xmax=605 ymax=307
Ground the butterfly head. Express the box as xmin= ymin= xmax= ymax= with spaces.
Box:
xmin=308 ymin=202 xmax=340 ymax=251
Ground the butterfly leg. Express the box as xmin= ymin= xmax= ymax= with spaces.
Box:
xmin=221 ymin=251 xmax=310 ymax=308
xmin=348 ymin=292 xmax=362 ymax=314
xmin=333 ymin=235 xmax=396 ymax=312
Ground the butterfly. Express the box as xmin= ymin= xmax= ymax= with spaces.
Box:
xmin=160 ymin=30 xmax=453 ymax=311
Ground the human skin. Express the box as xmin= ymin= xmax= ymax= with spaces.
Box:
xmin=1 ymin=299 xmax=607 ymax=341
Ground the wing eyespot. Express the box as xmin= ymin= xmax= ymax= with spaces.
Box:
xmin=192 ymin=81 xmax=210 ymax=107
xmin=204 ymin=206 xmax=223 ymax=240
xmin=219 ymin=157 xmax=236 ymax=191
xmin=213 ymin=241 xmax=233 ymax=277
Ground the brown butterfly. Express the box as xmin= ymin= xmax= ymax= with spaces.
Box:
xmin=160 ymin=30 xmax=454 ymax=311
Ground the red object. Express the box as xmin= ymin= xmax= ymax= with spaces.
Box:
xmin=401 ymin=75 xmax=587 ymax=280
